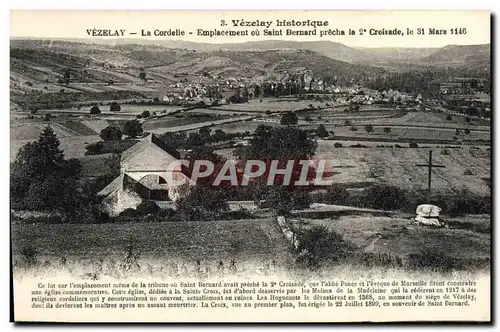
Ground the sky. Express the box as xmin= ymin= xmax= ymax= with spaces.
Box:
xmin=10 ymin=10 xmax=491 ymax=48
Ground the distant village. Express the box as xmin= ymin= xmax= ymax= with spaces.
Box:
xmin=154 ymin=70 xmax=490 ymax=119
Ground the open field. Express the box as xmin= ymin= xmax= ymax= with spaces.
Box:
xmin=213 ymin=98 xmax=327 ymax=113
xmin=11 ymin=218 xmax=294 ymax=269
xmin=290 ymin=213 xmax=490 ymax=262
xmin=315 ymin=143 xmax=490 ymax=195
xmin=143 ymin=113 xmax=232 ymax=131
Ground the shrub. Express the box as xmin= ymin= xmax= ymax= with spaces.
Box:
xmin=409 ymin=142 xmax=418 ymax=148
xmin=135 ymin=201 xmax=161 ymax=215
xmin=296 ymin=226 xmax=357 ymax=269
xmin=334 ymin=142 xmax=343 ymax=148
xmin=141 ymin=110 xmax=151 ymax=118
xmin=383 ymin=127 xmax=391 ymax=134
xmin=323 ymin=186 xmax=350 ymax=205
xmin=440 ymin=149 xmax=449 ymax=155
xmin=463 ymin=169 xmax=473 ymax=175
xmin=317 ymin=124 xmax=328 ymax=138
xmin=364 ymin=124 xmax=374 ymax=133
xmin=360 ymin=184 xmax=409 ymax=210
xmin=350 ymin=126 xmax=358 ymax=131
xmin=446 ymin=115 xmax=452 ymax=121
xmin=20 ymin=245 xmax=38 ymax=268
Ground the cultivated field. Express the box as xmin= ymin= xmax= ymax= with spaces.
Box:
xmin=315 ymin=143 xmax=490 ymax=195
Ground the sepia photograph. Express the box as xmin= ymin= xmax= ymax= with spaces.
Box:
xmin=9 ymin=10 xmax=491 ymax=322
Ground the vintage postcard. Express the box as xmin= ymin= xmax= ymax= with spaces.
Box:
xmin=9 ymin=10 xmax=491 ymax=323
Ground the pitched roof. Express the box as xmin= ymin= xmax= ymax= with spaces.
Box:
xmin=97 ymin=173 xmax=124 ymax=197
xmin=120 ymin=133 xmax=178 ymax=164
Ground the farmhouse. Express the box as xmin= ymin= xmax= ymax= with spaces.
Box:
xmin=98 ymin=133 xmax=193 ymax=216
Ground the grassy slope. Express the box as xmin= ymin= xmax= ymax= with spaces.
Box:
xmin=11 ymin=218 xmax=293 ymax=267
xmin=291 ymin=214 xmax=490 ymax=261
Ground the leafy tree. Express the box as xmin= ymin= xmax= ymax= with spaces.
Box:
xmin=141 ymin=110 xmax=151 ymax=118
xmin=235 ymin=125 xmax=318 ymax=212
xmin=199 ymin=126 xmax=211 ymax=140
xmin=446 ymin=115 xmax=452 ymax=121
xmin=187 ymin=132 xmax=204 ymax=147
xmin=254 ymin=85 xmax=261 ymax=97
xmin=280 ymin=111 xmax=298 ymax=126
xmin=10 ymin=126 xmax=84 ymax=214
xmin=139 ymin=71 xmax=147 ymax=80
xmin=212 ymin=129 xmax=227 ymax=142
xmin=100 ymin=126 xmax=122 ymax=141
xmin=63 ymin=68 xmax=71 ymax=85
xmin=364 ymin=124 xmax=374 ymax=134
xmin=122 ymin=120 xmax=143 ymax=138
xmin=317 ymin=124 xmax=329 ymax=138
xmin=464 ymin=128 xmax=471 ymax=135
xmin=90 ymin=105 xmax=101 ymax=114
xmin=241 ymin=125 xmax=317 ymax=162
xmin=175 ymin=185 xmax=229 ymax=221
xmin=383 ymin=127 xmax=391 ymax=134
xmin=109 ymin=102 xmax=121 ymax=112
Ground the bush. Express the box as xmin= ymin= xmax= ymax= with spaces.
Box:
xmin=446 ymin=115 xmax=452 ymax=121
xmin=350 ymin=126 xmax=358 ymax=131
xmin=334 ymin=142 xmax=343 ymax=148
xmin=323 ymin=186 xmax=350 ymax=205
xmin=141 ymin=110 xmax=151 ymax=118
xmin=360 ymin=184 xmax=409 ymax=210
xmin=109 ymin=102 xmax=121 ymax=112
xmin=85 ymin=140 xmax=138 ymax=155
xmin=296 ymin=226 xmax=357 ymax=269
xmin=409 ymin=142 xmax=418 ymax=148
xmin=440 ymin=149 xmax=449 ymax=155
xmin=90 ymin=105 xmax=101 ymax=115
xmin=135 ymin=201 xmax=161 ymax=215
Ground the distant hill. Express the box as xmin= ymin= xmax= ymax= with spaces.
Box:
xmin=425 ymin=44 xmax=490 ymax=63
xmin=10 ymin=38 xmax=491 ymax=72
xmin=9 ymin=40 xmax=385 ymax=90
xmin=11 ymin=38 xmax=381 ymax=64
xmin=356 ymin=47 xmax=438 ymax=62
